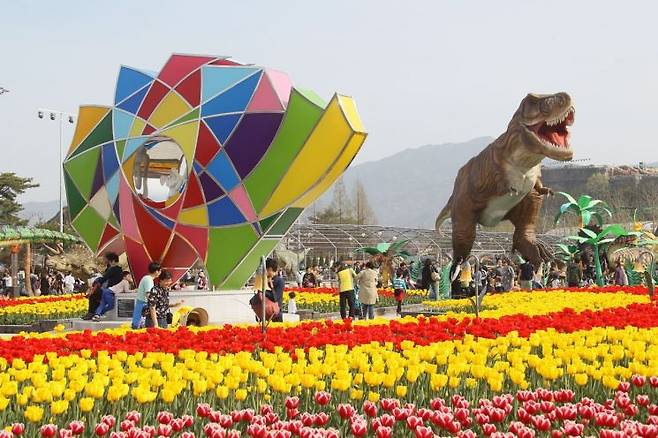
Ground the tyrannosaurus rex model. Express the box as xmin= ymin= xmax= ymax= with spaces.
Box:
xmin=435 ymin=92 xmax=575 ymax=267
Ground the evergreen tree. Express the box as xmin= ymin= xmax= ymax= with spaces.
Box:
xmin=328 ymin=178 xmax=355 ymax=224
xmin=0 ymin=173 xmax=39 ymax=225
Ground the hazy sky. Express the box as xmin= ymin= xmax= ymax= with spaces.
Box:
xmin=2 ymin=0 xmax=657 ymax=203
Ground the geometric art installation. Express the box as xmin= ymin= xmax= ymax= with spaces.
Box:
xmin=63 ymin=54 xmax=367 ymax=289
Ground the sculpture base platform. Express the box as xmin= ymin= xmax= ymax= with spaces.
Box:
xmin=81 ymin=289 xmax=300 ymax=330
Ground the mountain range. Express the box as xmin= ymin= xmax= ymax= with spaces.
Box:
xmin=314 ymin=137 xmax=494 ymax=228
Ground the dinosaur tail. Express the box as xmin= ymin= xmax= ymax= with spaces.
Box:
xmin=435 ymin=195 xmax=453 ymax=232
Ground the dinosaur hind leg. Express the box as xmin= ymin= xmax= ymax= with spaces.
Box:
xmin=451 ymin=211 xmax=477 ymax=263
xmin=505 ymin=189 xmax=551 ymax=267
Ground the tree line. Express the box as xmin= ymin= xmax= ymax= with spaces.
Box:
xmin=308 ymin=178 xmax=378 ymax=225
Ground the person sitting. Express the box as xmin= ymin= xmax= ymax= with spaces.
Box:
xmin=83 ymin=252 xmax=124 ymax=320
xmin=92 ymin=271 xmax=133 ymax=321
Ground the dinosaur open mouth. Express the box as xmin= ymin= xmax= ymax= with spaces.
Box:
xmin=528 ymin=107 xmax=575 ymax=149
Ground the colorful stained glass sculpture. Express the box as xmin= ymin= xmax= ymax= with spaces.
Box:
xmin=63 ymin=54 xmax=367 ymax=289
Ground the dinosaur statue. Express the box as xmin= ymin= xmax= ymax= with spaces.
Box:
xmin=435 ymin=93 xmax=575 ymax=267
xmin=273 ymin=247 xmax=312 ymax=275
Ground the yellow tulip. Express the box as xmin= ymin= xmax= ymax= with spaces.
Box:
xmin=395 ymin=385 xmax=407 ymax=397
xmin=79 ymin=397 xmax=94 ymax=412
xmin=24 ymin=405 xmax=44 ymax=422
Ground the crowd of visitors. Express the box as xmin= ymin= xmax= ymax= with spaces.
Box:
xmin=0 ymin=268 xmax=86 ymax=297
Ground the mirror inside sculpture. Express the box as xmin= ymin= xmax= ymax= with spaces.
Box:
xmin=132 ymin=136 xmax=187 ymax=205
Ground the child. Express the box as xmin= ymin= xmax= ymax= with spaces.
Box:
xmin=392 ymin=269 xmax=407 ymax=315
xmin=287 ymin=291 xmax=297 ymax=314
xmin=92 ymin=271 xmax=133 ymax=321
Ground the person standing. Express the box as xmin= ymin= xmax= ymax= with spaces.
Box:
xmin=356 ymin=261 xmax=378 ymax=320
xmin=420 ymin=259 xmax=433 ymax=292
xmin=519 ymin=260 xmax=534 ymax=291
xmin=392 ymin=269 xmax=407 ymax=315
xmin=63 ymin=272 xmax=75 ymax=294
xmin=144 ymin=270 xmax=182 ymax=329
xmin=500 ymin=259 xmax=515 ymax=292
xmin=131 ymin=262 xmax=161 ymax=329
xmin=613 ymin=260 xmax=628 ymax=286
xmin=336 ymin=262 xmax=357 ymax=319
xmin=566 ymin=257 xmax=582 ymax=287
xmin=302 ymin=267 xmax=316 ymax=288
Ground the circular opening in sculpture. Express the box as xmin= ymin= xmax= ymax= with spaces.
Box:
xmin=132 ymin=136 xmax=188 ymax=205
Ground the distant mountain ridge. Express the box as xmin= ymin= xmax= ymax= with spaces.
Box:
xmin=18 ymin=200 xmax=60 ymax=225
xmin=316 ymin=137 xmax=494 ymax=228
xmin=17 ymin=137 xmax=494 ymax=230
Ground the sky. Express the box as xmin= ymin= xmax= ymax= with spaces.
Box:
xmin=1 ymin=0 xmax=657 ymax=203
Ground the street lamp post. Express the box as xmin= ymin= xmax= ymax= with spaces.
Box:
xmin=37 ymin=109 xmax=75 ymax=232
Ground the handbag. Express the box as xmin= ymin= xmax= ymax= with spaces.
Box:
xmin=250 ymin=290 xmax=280 ymax=322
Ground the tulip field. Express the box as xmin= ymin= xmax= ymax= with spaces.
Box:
xmin=0 ymin=287 xmax=657 ymax=436
xmin=283 ymin=288 xmax=429 ymax=313
xmin=0 ymin=295 xmax=87 ymax=325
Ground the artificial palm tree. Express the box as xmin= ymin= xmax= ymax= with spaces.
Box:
xmin=566 ymin=224 xmax=630 ymax=286
xmin=554 ymin=192 xmax=612 ymax=228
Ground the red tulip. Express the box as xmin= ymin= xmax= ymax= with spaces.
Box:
xmin=313 ymin=391 xmax=331 ymax=406
xmin=392 ymin=407 xmax=409 ymax=421
xmin=551 ymin=430 xmax=564 ymax=438
xmin=40 ymin=425 xmax=57 ymax=438
xmin=285 ymin=408 xmax=299 ymax=420
xmin=260 ymin=405 xmax=274 ymax=416
xmin=0 ymin=431 xmax=12 ymax=438
xmin=246 ymin=424 xmax=266 ymax=438
xmin=12 ymin=424 xmax=25 ymax=436
xmin=226 ymin=430 xmax=241 ymax=438
xmin=181 ymin=433 xmax=195 ymax=438
xmin=141 ymin=425 xmax=156 ymax=437
xmin=457 ymin=430 xmax=476 ymax=438
xmin=58 ymin=429 xmax=73 ymax=438
xmin=363 ymin=401 xmax=378 ymax=418
xmin=315 ymin=412 xmax=329 ymax=426
xmin=157 ymin=411 xmax=173 ymax=425
xmin=430 ymin=398 xmax=445 ymax=410
xmin=631 ymin=375 xmax=646 ymax=387
xmin=109 ymin=433 xmax=126 ymax=438
xmin=209 ymin=411 xmax=222 ymax=423
xmin=218 ymin=415 xmax=233 ymax=429
xmin=350 ymin=420 xmax=367 ymax=437
xmin=375 ymin=426 xmax=392 ymax=438
xmin=181 ymin=415 xmax=194 ymax=428
xmin=94 ymin=423 xmax=109 ymax=437
xmin=617 ymin=381 xmax=631 ymax=392
xmin=482 ymin=424 xmax=496 ymax=436
xmin=156 ymin=424 xmax=172 ymax=437
xmin=562 ymin=421 xmax=584 ymax=436
xmin=649 ymin=405 xmax=658 ymax=416
xmin=196 ymin=404 xmax=211 ymax=418
xmin=324 ymin=429 xmax=340 ymax=438
xmin=299 ymin=413 xmax=314 ymax=427
xmin=101 ymin=416 xmax=116 ymax=428
xmin=531 ymin=415 xmax=551 ymax=432
xmin=380 ymin=398 xmax=400 ymax=412
xmin=414 ymin=426 xmax=434 ymax=438
xmin=650 ymin=376 xmax=658 ymax=388
xmin=379 ymin=414 xmax=395 ymax=428
xmin=285 ymin=396 xmax=300 ymax=409
xmin=337 ymin=403 xmax=356 ymax=420
xmin=120 ymin=420 xmax=134 ymax=432
xmin=406 ymin=415 xmax=424 ymax=430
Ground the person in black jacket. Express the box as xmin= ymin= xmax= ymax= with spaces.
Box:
xmin=82 ymin=252 xmax=124 ymax=320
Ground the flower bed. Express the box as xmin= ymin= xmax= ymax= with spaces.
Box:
xmin=284 ymin=287 xmax=429 ymax=313
xmin=0 ymin=294 xmax=87 ymax=325
xmin=0 ymin=287 xmax=656 ymax=436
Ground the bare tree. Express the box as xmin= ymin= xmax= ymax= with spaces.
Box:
xmin=354 ymin=179 xmax=377 ymax=225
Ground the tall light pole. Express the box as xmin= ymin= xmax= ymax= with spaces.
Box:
xmin=37 ymin=109 xmax=75 ymax=232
